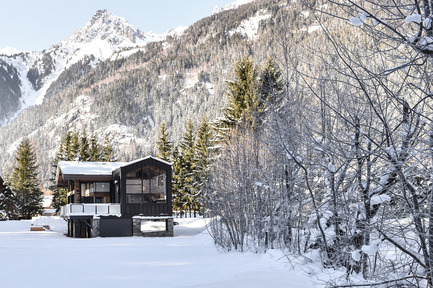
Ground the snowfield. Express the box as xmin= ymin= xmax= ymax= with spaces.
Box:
xmin=0 ymin=217 xmax=320 ymax=288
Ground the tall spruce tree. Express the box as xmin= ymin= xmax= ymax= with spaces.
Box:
xmin=71 ymin=128 xmax=80 ymax=160
xmin=156 ymin=123 xmax=173 ymax=161
xmin=79 ymin=129 xmax=90 ymax=161
xmin=221 ymin=57 xmax=260 ymax=130
xmin=63 ymin=131 xmax=73 ymax=161
xmin=89 ymin=133 xmax=101 ymax=161
xmin=179 ymin=119 xmax=200 ymax=216
xmin=171 ymin=147 xmax=187 ymax=216
xmin=194 ymin=117 xmax=213 ymax=202
xmin=9 ymin=138 xmax=43 ymax=219
xmin=258 ymin=58 xmax=284 ymax=118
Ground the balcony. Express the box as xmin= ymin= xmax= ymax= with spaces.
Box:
xmin=60 ymin=203 xmax=121 ymax=217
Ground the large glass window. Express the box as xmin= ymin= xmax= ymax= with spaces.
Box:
xmin=125 ymin=166 xmax=167 ymax=204
xmin=95 ymin=182 xmax=110 ymax=192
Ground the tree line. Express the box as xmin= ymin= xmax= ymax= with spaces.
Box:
xmin=0 ymin=129 xmax=117 ymax=218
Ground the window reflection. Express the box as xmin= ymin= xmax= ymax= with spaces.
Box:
xmin=126 ymin=166 xmax=166 ymax=204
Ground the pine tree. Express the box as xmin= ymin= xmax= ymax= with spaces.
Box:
xmin=156 ymin=122 xmax=173 ymax=161
xmin=221 ymin=57 xmax=259 ymax=130
xmin=71 ymin=128 xmax=80 ymax=160
xmin=79 ymin=128 xmax=90 ymax=161
xmin=102 ymin=135 xmax=115 ymax=162
xmin=89 ymin=133 xmax=101 ymax=161
xmin=51 ymin=187 xmax=67 ymax=213
xmin=171 ymin=147 xmax=187 ymax=216
xmin=194 ymin=116 xmax=213 ymax=208
xmin=179 ymin=119 xmax=199 ymax=216
xmin=56 ymin=140 xmax=65 ymax=162
xmin=9 ymin=138 xmax=43 ymax=219
xmin=63 ymin=131 xmax=73 ymax=161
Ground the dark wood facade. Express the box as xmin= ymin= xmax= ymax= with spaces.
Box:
xmin=113 ymin=157 xmax=173 ymax=218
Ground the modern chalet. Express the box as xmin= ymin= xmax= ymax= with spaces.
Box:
xmin=56 ymin=156 xmax=173 ymax=238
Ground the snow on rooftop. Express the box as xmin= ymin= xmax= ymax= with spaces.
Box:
xmin=58 ymin=161 xmax=125 ymax=175
xmin=122 ymin=155 xmax=173 ymax=167
xmin=58 ymin=156 xmax=172 ymax=176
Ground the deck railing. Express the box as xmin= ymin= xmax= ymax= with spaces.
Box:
xmin=60 ymin=203 xmax=121 ymax=217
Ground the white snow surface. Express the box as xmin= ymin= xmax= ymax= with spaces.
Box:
xmin=0 ymin=217 xmax=319 ymax=288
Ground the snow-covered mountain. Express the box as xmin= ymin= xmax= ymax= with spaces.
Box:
xmin=0 ymin=9 xmax=165 ymax=126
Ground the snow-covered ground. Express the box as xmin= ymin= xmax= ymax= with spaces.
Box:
xmin=0 ymin=217 xmax=321 ymax=288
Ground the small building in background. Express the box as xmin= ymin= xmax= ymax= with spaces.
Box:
xmin=56 ymin=156 xmax=173 ymax=238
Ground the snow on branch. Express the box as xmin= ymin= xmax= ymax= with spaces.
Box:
xmin=404 ymin=14 xmax=422 ymax=24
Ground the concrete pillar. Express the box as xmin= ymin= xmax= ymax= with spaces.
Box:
xmin=166 ymin=218 xmax=174 ymax=237
xmin=91 ymin=217 xmax=100 ymax=238
xmin=132 ymin=216 xmax=142 ymax=236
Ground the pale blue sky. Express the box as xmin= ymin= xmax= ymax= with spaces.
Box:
xmin=0 ymin=0 xmax=235 ymax=52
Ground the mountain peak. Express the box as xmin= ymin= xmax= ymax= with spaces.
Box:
xmin=90 ymin=9 xmax=111 ymax=24
xmin=72 ymin=9 xmax=145 ymax=45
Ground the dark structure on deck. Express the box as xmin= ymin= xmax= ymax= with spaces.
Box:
xmin=56 ymin=156 xmax=173 ymax=238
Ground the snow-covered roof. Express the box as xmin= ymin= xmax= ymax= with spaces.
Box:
xmin=56 ymin=156 xmax=172 ymax=183
xmin=122 ymin=156 xmax=173 ymax=167
xmin=58 ymin=161 xmax=126 ymax=176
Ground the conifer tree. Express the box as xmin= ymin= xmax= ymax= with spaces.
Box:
xmin=9 ymin=138 xmax=43 ymax=219
xmin=56 ymin=140 xmax=65 ymax=162
xmin=79 ymin=129 xmax=90 ymax=161
xmin=179 ymin=119 xmax=199 ymax=216
xmin=0 ymin=180 xmax=18 ymax=220
xmin=89 ymin=133 xmax=101 ymax=161
xmin=71 ymin=128 xmax=80 ymax=160
xmin=194 ymin=117 xmax=213 ymax=203
xmin=221 ymin=57 xmax=259 ymax=130
xmin=63 ymin=131 xmax=73 ymax=161
xmin=51 ymin=187 xmax=67 ymax=213
xmin=102 ymin=135 xmax=115 ymax=162
xmin=156 ymin=123 xmax=173 ymax=161
xmin=171 ymin=147 xmax=187 ymax=216
xmin=258 ymin=57 xmax=284 ymax=117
